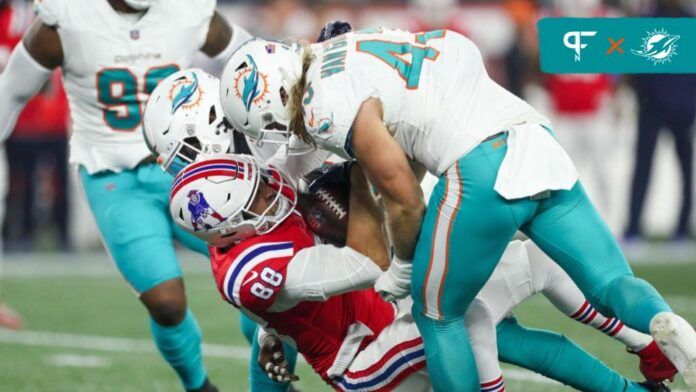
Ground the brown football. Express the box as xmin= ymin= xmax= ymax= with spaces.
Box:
xmin=297 ymin=180 xmax=350 ymax=246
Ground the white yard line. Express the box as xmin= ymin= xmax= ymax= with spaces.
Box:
xmin=0 ymin=329 xmax=250 ymax=359
xmin=46 ymin=353 xmax=111 ymax=368
xmin=0 ymin=329 xmax=687 ymax=391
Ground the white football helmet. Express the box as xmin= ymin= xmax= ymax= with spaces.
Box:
xmin=219 ymin=38 xmax=313 ymax=155
xmin=123 ymin=0 xmax=157 ymax=11
xmin=143 ymin=68 xmax=234 ymax=176
xmin=169 ymin=154 xmax=297 ymax=246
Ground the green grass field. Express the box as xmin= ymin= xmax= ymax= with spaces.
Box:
xmin=0 ymin=251 xmax=694 ymax=391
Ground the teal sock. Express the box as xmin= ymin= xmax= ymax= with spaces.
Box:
xmin=239 ymin=313 xmax=257 ymax=345
xmin=605 ymin=275 xmax=672 ymax=333
xmin=412 ymin=309 xmax=479 ymax=391
xmin=496 ymin=317 xmax=635 ymax=392
xmin=150 ymin=310 xmax=207 ymax=390
xmin=249 ymin=328 xmax=299 ymax=392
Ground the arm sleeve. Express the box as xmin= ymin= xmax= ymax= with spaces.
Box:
xmin=212 ymin=22 xmax=253 ymax=63
xmin=0 ymin=43 xmax=53 ymax=142
xmin=268 ymin=245 xmax=382 ymax=312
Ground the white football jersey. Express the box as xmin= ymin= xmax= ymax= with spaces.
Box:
xmin=35 ymin=0 xmax=216 ymax=173
xmin=303 ymin=28 xmax=547 ymax=176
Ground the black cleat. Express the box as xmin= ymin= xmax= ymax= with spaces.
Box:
xmin=187 ymin=378 xmax=219 ymax=392
xmin=639 ymin=381 xmax=671 ymax=392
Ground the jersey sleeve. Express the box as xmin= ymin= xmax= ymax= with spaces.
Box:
xmin=219 ymin=241 xmax=296 ymax=313
xmin=303 ymin=66 xmax=378 ymax=159
xmin=33 ymin=0 xmax=66 ymax=27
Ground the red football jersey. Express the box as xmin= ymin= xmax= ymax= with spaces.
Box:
xmin=209 ymin=213 xmax=396 ymax=380
xmin=546 ymin=73 xmax=614 ymax=114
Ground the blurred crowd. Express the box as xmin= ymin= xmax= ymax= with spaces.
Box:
xmin=0 ymin=0 xmax=694 ymax=253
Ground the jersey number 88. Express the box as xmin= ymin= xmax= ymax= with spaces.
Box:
xmin=250 ymin=267 xmax=283 ymax=300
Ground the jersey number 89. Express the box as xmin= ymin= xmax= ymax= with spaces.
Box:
xmin=250 ymin=267 xmax=283 ymax=300
xmin=96 ymin=65 xmax=179 ymax=131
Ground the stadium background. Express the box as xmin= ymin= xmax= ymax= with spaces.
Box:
xmin=0 ymin=0 xmax=694 ymax=390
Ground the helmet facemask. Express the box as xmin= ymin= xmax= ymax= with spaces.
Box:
xmin=160 ymin=107 xmax=235 ymax=176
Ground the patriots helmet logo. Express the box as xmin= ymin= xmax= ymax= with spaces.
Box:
xmin=169 ymin=73 xmax=203 ymax=114
xmin=632 ymin=29 xmax=680 ymax=65
xmin=187 ymin=190 xmax=224 ymax=231
xmin=234 ymin=55 xmax=269 ymax=112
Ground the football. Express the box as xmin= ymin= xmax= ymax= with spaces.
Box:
xmin=296 ymin=166 xmax=351 ymax=246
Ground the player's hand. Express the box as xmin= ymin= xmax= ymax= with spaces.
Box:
xmin=374 ymin=255 xmax=412 ymax=301
xmin=257 ymin=334 xmax=299 ymax=383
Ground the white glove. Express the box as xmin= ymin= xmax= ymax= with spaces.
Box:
xmin=374 ymin=255 xmax=412 ymax=302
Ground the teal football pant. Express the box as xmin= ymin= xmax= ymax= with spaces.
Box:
xmin=496 ymin=316 xmax=650 ymax=392
xmin=411 ymin=133 xmax=671 ymax=391
xmin=80 ymin=163 xmax=297 ymax=391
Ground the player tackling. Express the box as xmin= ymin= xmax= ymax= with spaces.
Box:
xmin=0 ymin=0 xmax=255 ymax=390
xmin=219 ymin=30 xmax=696 ymax=391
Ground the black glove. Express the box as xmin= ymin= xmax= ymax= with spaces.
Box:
xmin=301 ymin=161 xmax=354 ymax=194
xmin=317 ymin=20 xmax=353 ymax=43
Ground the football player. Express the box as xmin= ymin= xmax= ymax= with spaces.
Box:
xmin=219 ymin=31 xmax=696 ymax=390
xmin=170 ymin=154 xmax=671 ymax=392
xmin=0 ymin=0 xmax=254 ymax=390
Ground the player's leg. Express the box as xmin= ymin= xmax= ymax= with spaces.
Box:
xmin=496 ymin=316 xmax=650 ymax=392
xmin=525 ymin=240 xmax=652 ymax=350
xmin=334 ymin=308 xmax=428 ymax=392
xmin=625 ymin=107 xmax=661 ymax=238
xmin=668 ymin=119 xmax=694 ymax=238
xmin=464 ymin=298 xmax=506 ymax=392
xmin=411 ymin=134 xmax=533 ymax=391
xmin=525 ymin=240 xmax=677 ymax=382
xmin=80 ymin=165 xmax=211 ymax=391
xmin=521 ymin=182 xmax=696 ymax=387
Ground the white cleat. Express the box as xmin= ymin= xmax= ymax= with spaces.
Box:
xmin=650 ymin=312 xmax=696 ymax=391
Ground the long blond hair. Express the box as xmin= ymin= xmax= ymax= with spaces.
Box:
xmin=288 ymin=45 xmax=315 ymax=146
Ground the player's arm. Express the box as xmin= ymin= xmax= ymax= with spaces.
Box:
xmin=0 ymin=20 xmax=62 ymax=142
xmin=351 ymin=98 xmax=425 ymax=261
xmin=201 ymin=11 xmax=252 ymax=61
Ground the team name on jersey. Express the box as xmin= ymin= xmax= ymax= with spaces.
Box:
xmin=321 ymin=35 xmax=347 ymax=79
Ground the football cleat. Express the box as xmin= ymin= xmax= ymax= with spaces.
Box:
xmin=187 ymin=378 xmax=218 ymax=392
xmin=650 ymin=312 xmax=696 ymax=391
xmin=638 ymin=381 xmax=671 ymax=392
xmin=630 ymin=341 xmax=678 ymax=382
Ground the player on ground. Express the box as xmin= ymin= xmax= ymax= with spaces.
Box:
xmin=0 ymin=0 xmax=254 ymax=389
xmin=170 ymin=154 xmax=671 ymax=392
xmin=219 ymin=30 xmax=696 ymax=391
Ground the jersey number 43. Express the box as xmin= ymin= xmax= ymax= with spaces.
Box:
xmin=356 ymin=30 xmax=445 ymax=90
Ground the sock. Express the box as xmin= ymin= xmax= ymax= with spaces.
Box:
xmin=496 ymin=316 xmax=631 ymax=392
xmin=569 ymin=300 xmax=652 ymax=351
xmin=150 ymin=310 xmax=207 ymax=390
xmin=605 ymin=276 xmax=672 ymax=333
xmin=480 ymin=375 xmax=505 ymax=392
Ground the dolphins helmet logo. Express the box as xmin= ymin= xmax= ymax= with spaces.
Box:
xmin=632 ymin=29 xmax=680 ymax=65
xmin=233 ymin=55 xmax=269 ymax=112
xmin=169 ymin=73 xmax=203 ymax=114
xmin=187 ymin=190 xmax=224 ymax=231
